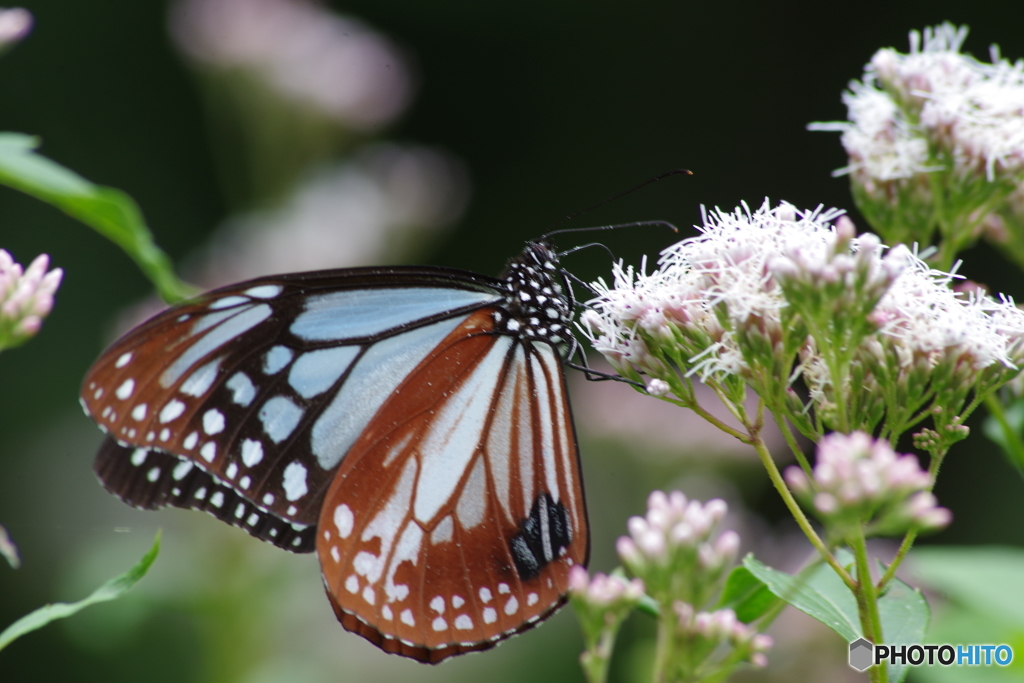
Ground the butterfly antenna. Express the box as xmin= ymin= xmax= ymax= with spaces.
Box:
xmin=541 ymin=168 xmax=692 ymax=240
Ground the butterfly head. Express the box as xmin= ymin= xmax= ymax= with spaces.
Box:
xmin=496 ymin=241 xmax=572 ymax=347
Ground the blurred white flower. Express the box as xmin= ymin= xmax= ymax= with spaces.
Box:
xmin=0 ymin=7 xmax=32 ymax=49
xmin=191 ymin=143 xmax=469 ymax=288
xmin=0 ymin=250 xmax=63 ymax=350
xmin=170 ymin=0 xmax=412 ymax=129
xmin=813 ymin=23 xmax=1024 ymax=184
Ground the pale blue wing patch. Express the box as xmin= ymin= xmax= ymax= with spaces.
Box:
xmin=310 ymin=314 xmax=470 ymax=470
xmin=290 ymin=288 xmax=500 ymax=342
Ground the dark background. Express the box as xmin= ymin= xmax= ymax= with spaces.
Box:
xmin=2 ymin=1 xmax=1024 ymax=682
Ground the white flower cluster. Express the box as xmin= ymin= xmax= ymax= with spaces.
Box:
xmin=582 ymin=200 xmax=1024 ymax=433
xmin=0 ymin=7 xmax=31 ymax=49
xmin=616 ymin=490 xmax=739 ymax=605
xmin=786 ymin=431 xmax=951 ymax=535
xmin=0 ymin=250 xmax=62 ymax=350
xmin=673 ymin=602 xmax=773 ymax=669
xmin=170 ymin=0 xmax=411 ymax=129
xmin=813 ymin=23 xmax=1024 ymax=185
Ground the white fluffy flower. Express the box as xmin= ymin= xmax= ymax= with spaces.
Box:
xmin=813 ymin=23 xmax=1024 ymax=184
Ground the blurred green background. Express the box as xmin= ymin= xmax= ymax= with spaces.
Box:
xmin=3 ymin=1 xmax=1024 ymax=682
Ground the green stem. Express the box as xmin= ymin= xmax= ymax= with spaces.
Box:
xmin=850 ymin=529 xmax=887 ymax=683
xmin=749 ymin=434 xmax=856 ymax=590
xmin=580 ymin=628 xmax=619 ymax=683
xmin=652 ymin=605 xmax=676 ymax=683
xmin=984 ymin=394 xmax=1024 ymax=475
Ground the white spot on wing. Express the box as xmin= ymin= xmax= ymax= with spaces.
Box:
xmin=282 ymin=462 xmax=308 ymax=501
xmin=528 ymin=592 xmax=539 ymax=606
xmin=159 ymin=400 xmax=186 ymax=423
xmin=345 ymin=574 xmax=359 ymax=593
xmin=263 ymin=346 xmax=293 ymax=374
xmin=259 ymin=396 xmax=303 ymax=443
xmin=172 ymin=460 xmax=193 ymax=480
xmin=146 ymin=467 xmax=160 ymax=482
xmin=131 ymin=404 xmax=148 ymax=421
xmin=115 ymin=379 xmax=135 ymax=400
xmin=203 ymin=409 xmax=225 ymax=435
xmin=362 ymin=586 xmax=376 ymax=605
xmin=200 ymin=442 xmax=217 ymax=462
xmin=210 ymin=491 xmax=225 ymax=507
xmin=226 ymin=463 xmax=238 ymax=479
xmin=226 ymin=372 xmax=256 ymax=407
xmin=183 ymin=431 xmax=198 ymax=450
xmin=452 ymin=595 xmax=465 ymax=609
xmin=504 ymin=596 xmax=519 ymax=615
xmin=483 ymin=607 xmax=497 ymax=624
xmin=334 ymin=504 xmax=354 ymax=538
xmin=454 ymin=615 xmax=473 ymax=630
xmin=401 ymin=609 xmax=415 ymax=626
xmin=130 ymin=448 xmax=148 ymax=466
xmin=241 ymin=439 xmax=264 ymax=467
xmin=479 ymin=587 xmax=492 ymax=603
xmin=431 ymin=616 xmax=447 ymax=632
xmin=115 ymin=352 xmax=133 ymax=368
xmin=430 ymin=596 xmax=445 ymax=613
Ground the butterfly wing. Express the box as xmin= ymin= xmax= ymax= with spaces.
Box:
xmin=317 ymin=309 xmax=588 ymax=663
xmin=82 ymin=267 xmax=503 ymax=552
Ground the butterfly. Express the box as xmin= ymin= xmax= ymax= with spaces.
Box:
xmin=80 ymin=240 xmax=589 ymax=663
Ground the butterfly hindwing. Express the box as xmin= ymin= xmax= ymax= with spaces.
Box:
xmin=317 ymin=310 xmax=588 ymax=663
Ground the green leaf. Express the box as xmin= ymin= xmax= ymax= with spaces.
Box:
xmin=743 ymin=554 xmax=860 ymax=642
xmin=0 ymin=531 xmax=161 ymax=651
xmin=717 ymin=565 xmax=777 ymax=623
xmin=744 ymin=551 xmax=929 ymax=683
xmin=911 ymin=546 xmax=1024 ymax=629
xmin=0 ymin=133 xmax=195 ymax=303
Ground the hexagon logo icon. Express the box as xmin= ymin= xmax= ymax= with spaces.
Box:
xmin=849 ymin=638 xmax=874 ymax=671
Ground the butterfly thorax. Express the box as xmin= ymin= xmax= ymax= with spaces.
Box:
xmin=495 ymin=242 xmax=571 ymax=347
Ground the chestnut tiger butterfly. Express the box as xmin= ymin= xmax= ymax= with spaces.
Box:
xmin=80 ymin=240 xmax=589 ymax=663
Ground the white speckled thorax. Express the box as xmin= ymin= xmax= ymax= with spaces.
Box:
xmin=494 ymin=243 xmax=571 ymax=347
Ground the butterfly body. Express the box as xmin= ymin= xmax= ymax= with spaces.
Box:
xmin=82 ymin=241 xmax=589 ymax=663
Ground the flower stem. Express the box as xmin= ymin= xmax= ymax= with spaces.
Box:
xmin=749 ymin=433 xmax=855 ymax=589
xmin=850 ymin=528 xmax=887 ymax=683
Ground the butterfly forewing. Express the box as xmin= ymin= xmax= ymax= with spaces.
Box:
xmin=82 ymin=243 xmax=589 ymax=664
xmin=317 ymin=309 xmax=588 ymax=662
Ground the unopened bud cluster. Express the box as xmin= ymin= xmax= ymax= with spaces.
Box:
xmin=786 ymin=431 xmax=951 ymax=537
xmin=0 ymin=250 xmax=63 ymax=351
xmin=673 ymin=602 xmax=773 ymax=670
xmin=568 ymin=567 xmax=644 ymax=646
xmin=616 ymin=490 xmax=739 ymax=606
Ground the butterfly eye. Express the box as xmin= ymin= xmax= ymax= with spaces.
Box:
xmin=83 ymin=242 xmax=589 ymax=662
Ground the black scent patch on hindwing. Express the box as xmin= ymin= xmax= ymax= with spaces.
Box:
xmin=508 ymin=491 xmax=572 ymax=580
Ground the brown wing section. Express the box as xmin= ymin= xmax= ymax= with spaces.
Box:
xmin=317 ymin=310 xmax=589 ymax=663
